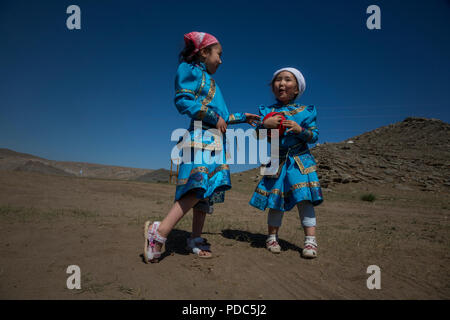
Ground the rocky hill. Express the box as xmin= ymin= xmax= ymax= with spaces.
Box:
xmin=233 ymin=117 xmax=450 ymax=192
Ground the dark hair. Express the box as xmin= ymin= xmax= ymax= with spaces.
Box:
xmin=179 ymin=41 xmax=215 ymax=63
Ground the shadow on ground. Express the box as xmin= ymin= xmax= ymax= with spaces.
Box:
xmin=140 ymin=228 xmax=304 ymax=263
xmin=221 ymin=229 xmax=302 ymax=252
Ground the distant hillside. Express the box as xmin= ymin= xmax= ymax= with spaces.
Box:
xmin=135 ymin=168 xmax=172 ymax=183
xmin=0 ymin=148 xmax=45 ymax=160
xmin=232 ymin=117 xmax=450 ymax=192
xmin=0 ymin=148 xmax=153 ymax=180
xmin=14 ymin=160 xmax=75 ymax=177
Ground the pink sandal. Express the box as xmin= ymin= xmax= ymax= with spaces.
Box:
xmin=143 ymin=221 xmax=167 ymax=263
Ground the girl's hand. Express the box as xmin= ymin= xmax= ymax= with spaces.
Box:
xmin=263 ymin=115 xmax=283 ymax=129
xmin=216 ymin=116 xmax=227 ymax=133
xmin=283 ymin=120 xmax=303 ymax=134
xmin=244 ymin=113 xmax=261 ymax=127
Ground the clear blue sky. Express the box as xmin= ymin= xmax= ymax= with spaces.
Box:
xmin=1 ymin=0 xmax=449 ymax=172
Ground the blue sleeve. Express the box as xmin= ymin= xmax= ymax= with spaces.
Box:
xmin=297 ymin=105 xmax=319 ymax=143
xmin=254 ymin=105 xmax=271 ymax=138
xmin=174 ymin=63 xmax=219 ymax=126
xmin=227 ymin=112 xmax=247 ymax=124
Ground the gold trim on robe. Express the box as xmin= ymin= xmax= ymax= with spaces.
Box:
xmin=176 ymin=88 xmax=196 ymax=95
xmin=177 ymin=164 xmax=230 ymax=185
xmin=254 ymin=181 xmax=321 ymax=198
xmin=197 ymin=78 xmax=216 ymax=121
xmin=279 ymin=105 xmax=306 ymax=116
xmin=201 ymin=78 xmax=216 ymax=106
xmin=293 ymin=155 xmax=317 ymax=174
xmin=195 ymin=72 xmax=206 ymax=100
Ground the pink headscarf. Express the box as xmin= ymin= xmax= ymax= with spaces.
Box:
xmin=184 ymin=31 xmax=219 ymax=58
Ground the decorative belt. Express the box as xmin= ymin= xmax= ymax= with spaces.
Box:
xmin=278 ymin=142 xmax=308 ymax=158
xmin=261 ymin=142 xmax=311 ymax=178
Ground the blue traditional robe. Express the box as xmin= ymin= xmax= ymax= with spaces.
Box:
xmin=174 ymin=61 xmax=246 ymax=204
xmin=249 ymin=102 xmax=323 ymax=211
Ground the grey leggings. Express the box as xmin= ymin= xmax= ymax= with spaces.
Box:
xmin=268 ymin=201 xmax=316 ymax=228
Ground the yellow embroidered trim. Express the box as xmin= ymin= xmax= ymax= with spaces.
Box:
xmin=267 ymin=105 xmax=306 ymax=116
xmin=177 ymin=71 xmax=206 ymax=99
xmin=291 ymin=181 xmax=321 ymax=190
xmin=196 ymin=78 xmax=216 ymax=121
xmin=176 ymin=89 xmax=196 ymax=95
xmin=228 ymin=114 xmax=236 ymax=123
xmin=177 ymin=164 xmax=230 ymax=185
xmin=198 ymin=105 xmax=208 ymax=120
xmin=254 ymin=188 xmax=271 ymax=197
xmin=293 ymin=155 xmax=317 ymax=174
xmin=180 ymin=129 xmax=223 ymax=151
xmin=201 ymin=78 xmax=216 ymax=106
xmin=187 ymin=140 xmax=222 ymax=151
xmin=255 ymin=188 xmax=281 ymax=197
xmin=190 ymin=166 xmax=209 ymax=175
xmin=255 ymin=181 xmax=320 ymax=198
xmin=195 ymin=72 xmax=206 ymax=100
xmin=209 ymin=164 xmax=230 ymax=178
xmin=279 ymin=105 xmax=306 ymax=116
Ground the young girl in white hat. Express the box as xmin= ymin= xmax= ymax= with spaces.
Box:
xmin=249 ymin=67 xmax=323 ymax=258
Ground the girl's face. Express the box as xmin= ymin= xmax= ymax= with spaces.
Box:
xmin=272 ymin=71 xmax=299 ymax=104
xmin=201 ymin=43 xmax=222 ymax=74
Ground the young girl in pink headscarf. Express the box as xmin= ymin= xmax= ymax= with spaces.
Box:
xmin=143 ymin=32 xmax=260 ymax=263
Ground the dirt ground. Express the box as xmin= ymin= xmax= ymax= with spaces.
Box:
xmin=0 ymin=170 xmax=449 ymax=299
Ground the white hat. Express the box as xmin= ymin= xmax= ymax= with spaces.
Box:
xmin=272 ymin=67 xmax=306 ymax=98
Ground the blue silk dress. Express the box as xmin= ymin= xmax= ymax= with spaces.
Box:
xmin=249 ymin=102 xmax=323 ymax=212
xmin=174 ymin=61 xmax=247 ymax=206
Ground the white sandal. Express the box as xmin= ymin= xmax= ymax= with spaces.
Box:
xmin=302 ymin=237 xmax=318 ymax=259
xmin=266 ymin=239 xmax=281 ymax=254
xmin=186 ymin=237 xmax=212 ymax=258
xmin=144 ymin=221 xmax=167 ymax=263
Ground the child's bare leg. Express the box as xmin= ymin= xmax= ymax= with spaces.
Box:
xmin=190 ymin=208 xmax=211 ymax=257
xmin=192 ymin=208 xmax=207 ymax=238
xmin=268 ymin=225 xmax=279 ymax=235
xmin=303 ymin=226 xmax=316 ymax=236
xmin=152 ymin=192 xmax=199 ymax=251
